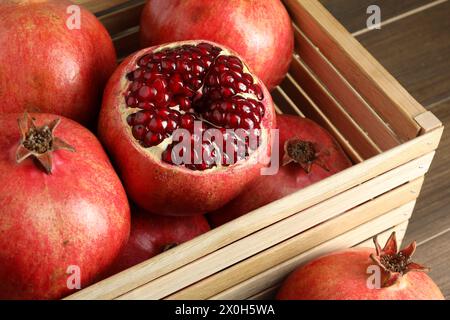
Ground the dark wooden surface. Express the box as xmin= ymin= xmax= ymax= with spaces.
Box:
xmin=321 ymin=0 xmax=450 ymax=299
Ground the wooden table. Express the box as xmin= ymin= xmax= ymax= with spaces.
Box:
xmin=320 ymin=0 xmax=450 ymax=298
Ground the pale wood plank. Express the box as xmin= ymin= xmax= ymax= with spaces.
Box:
xmin=291 ymin=26 xmax=401 ymax=149
xmin=404 ymin=101 xmax=450 ymax=244
xmin=284 ymin=0 xmax=424 ymax=140
xmin=167 ymin=179 xmax=422 ymax=299
xmin=118 ymin=153 xmax=432 ymax=299
xmin=66 ymin=127 xmax=441 ymax=300
xmin=217 ymin=217 xmax=411 ymax=300
xmin=246 ymin=223 xmax=409 ymax=300
xmin=286 ymin=55 xmax=382 ymax=158
xmin=279 ymin=73 xmax=364 ymax=163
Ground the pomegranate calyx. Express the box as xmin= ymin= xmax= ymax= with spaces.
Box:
xmin=15 ymin=113 xmax=75 ymax=174
xmin=370 ymin=232 xmax=429 ymax=287
xmin=282 ymin=139 xmax=330 ymax=173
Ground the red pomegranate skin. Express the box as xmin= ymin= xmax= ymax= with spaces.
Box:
xmin=208 ymin=115 xmax=351 ymax=226
xmin=98 ymin=41 xmax=276 ymax=216
xmin=0 ymin=113 xmax=130 ymax=300
xmin=0 ymin=0 xmax=117 ymax=126
xmin=276 ymin=248 xmax=445 ymax=300
xmin=139 ymin=0 xmax=294 ymax=90
xmin=106 ymin=209 xmax=210 ymax=276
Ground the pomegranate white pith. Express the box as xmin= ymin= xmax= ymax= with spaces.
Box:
xmin=98 ymin=40 xmax=276 ymax=216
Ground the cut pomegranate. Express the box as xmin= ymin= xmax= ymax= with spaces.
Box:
xmin=122 ymin=42 xmax=267 ymax=170
xmin=98 ymin=40 xmax=276 ymax=216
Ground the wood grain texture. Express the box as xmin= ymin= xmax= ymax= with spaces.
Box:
xmin=73 ymin=0 xmax=131 ymax=15
xmin=320 ymin=0 xmax=434 ymax=33
xmin=285 ymin=0 xmax=424 ymax=141
xmin=404 ymin=100 xmax=450 ymax=244
xmin=413 ymin=230 xmax=450 ymax=299
xmin=355 ymin=1 xmax=450 ymax=106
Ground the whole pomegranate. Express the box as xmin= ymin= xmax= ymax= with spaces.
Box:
xmin=277 ymin=232 xmax=444 ymax=300
xmin=0 ymin=113 xmax=130 ymax=300
xmin=0 ymin=0 xmax=117 ymax=126
xmin=105 ymin=208 xmax=210 ymax=276
xmin=140 ymin=0 xmax=294 ymax=90
xmin=208 ymin=115 xmax=351 ymax=227
xmin=98 ymin=40 xmax=276 ymax=216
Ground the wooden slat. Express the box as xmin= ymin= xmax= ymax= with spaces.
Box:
xmin=415 ymin=111 xmax=443 ymax=134
xmin=246 ymin=221 xmax=408 ymax=300
xmin=271 ymin=87 xmax=305 ymax=117
xmin=355 ymin=0 xmax=450 ymax=107
xmin=247 ymin=286 xmax=280 ymax=300
xmin=167 ymin=179 xmax=422 ymax=299
xmin=117 ymin=153 xmax=432 ymax=299
xmin=319 ymin=0 xmax=435 ymax=33
xmin=66 ymin=126 xmax=441 ymax=300
xmin=285 ymin=55 xmax=381 ymax=158
xmin=99 ymin=1 xmax=145 ymax=36
xmin=291 ymin=26 xmax=401 ymax=149
xmin=284 ymin=0 xmax=424 ymax=140
xmin=74 ymin=0 xmax=131 ymax=15
xmin=219 ymin=216 xmax=411 ymax=300
xmin=404 ymin=100 xmax=450 ymax=244
xmin=113 ymin=27 xmax=140 ymax=59
xmin=280 ymin=74 xmax=364 ymax=163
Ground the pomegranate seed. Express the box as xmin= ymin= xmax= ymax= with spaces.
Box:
xmin=138 ymin=86 xmax=153 ymax=100
xmin=127 ymin=114 xmax=135 ymax=125
xmin=134 ymin=111 xmax=152 ymax=125
xmin=148 ymin=117 xmax=168 ymax=133
xmin=132 ymin=125 xmax=146 ymax=140
xmin=125 ymin=42 xmax=267 ymax=170
xmin=143 ymin=131 xmax=163 ymax=147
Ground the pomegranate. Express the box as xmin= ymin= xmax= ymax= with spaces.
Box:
xmin=0 ymin=0 xmax=117 ymax=126
xmin=277 ymin=232 xmax=444 ymax=300
xmin=98 ymin=40 xmax=276 ymax=216
xmin=139 ymin=0 xmax=294 ymax=90
xmin=208 ymin=115 xmax=351 ymax=227
xmin=105 ymin=208 xmax=210 ymax=276
xmin=0 ymin=113 xmax=130 ymax=300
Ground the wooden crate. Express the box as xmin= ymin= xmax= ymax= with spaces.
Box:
xmin=67 ymin=0 xmax=444 ymax=300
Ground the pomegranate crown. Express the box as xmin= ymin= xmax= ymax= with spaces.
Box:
xmin=15 ymin=113 xmax=75 ymax=174
xmin=282 ymin=138 xmax=330 ymax=173
xmin=370 ymin=232 xmax=429 ymax=287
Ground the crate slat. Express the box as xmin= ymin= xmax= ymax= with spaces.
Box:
xmin=245 ymin=222 xmax=409 ymax=300
xmin=117 ymin=152 xmax=432 ymax=299
xmin=285 ymin=0 xmax=425 ymax=140
xmin=291 ymin=26 xmax=401 ymax=149
xmin=99 ymin=1 xmax=145 ymax=36
xmin=285 ymin=56 xmax=381 ymax=158
xmin=112 ymin=26 xmax=140 ymax=59
xmin=212 ymin=211 xmax=412 ymax=300
xmin=272 ymin=87 xmax=305 ymax=117
xmin=64 ymin=1 xmax=444 ymax=300
xmin=66 ymin=127 xmax=440 ymax=300
xmin=279 ymin=73 xmax=364 ymax=163
xmin=167 ymin=178 xmax=422 ymax=299
xmin=74 ymin=0 xmax=131 ymax=15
